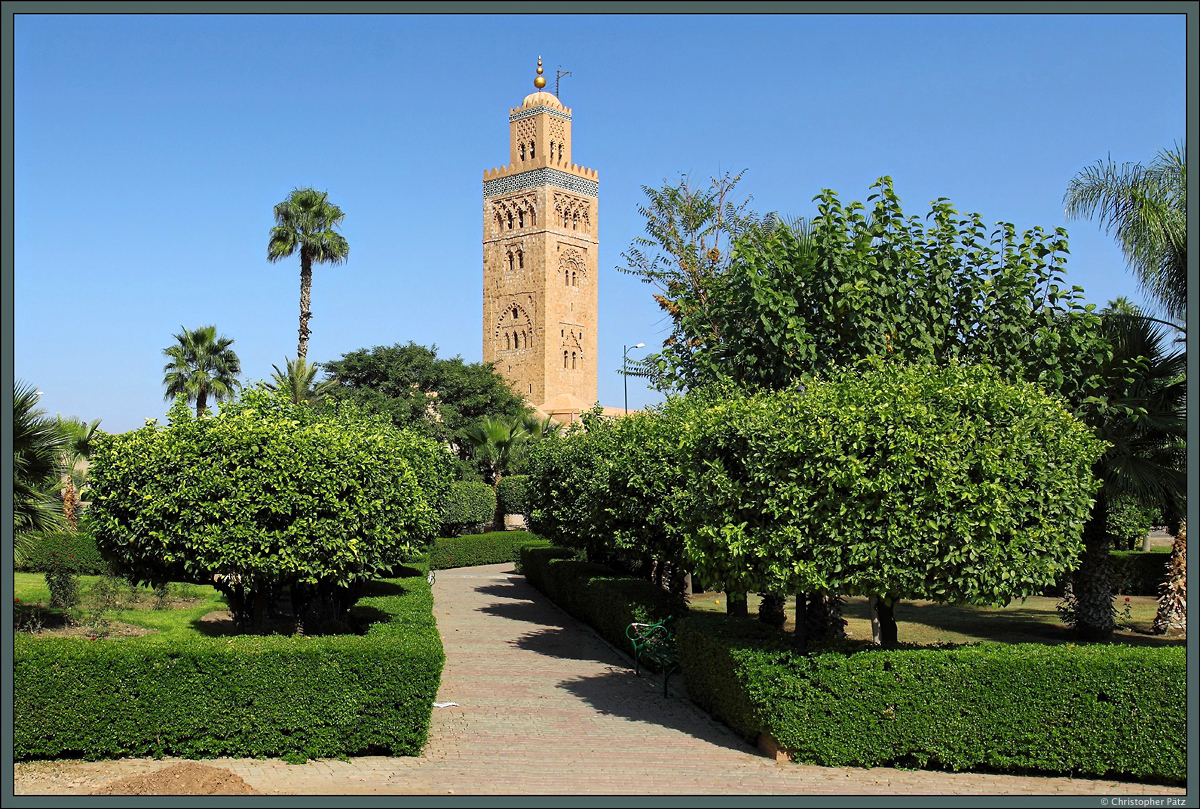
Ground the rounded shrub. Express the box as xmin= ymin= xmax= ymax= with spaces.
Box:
xmin=496 ymin=474 xmax=529 ymax=515
xmin=439 ymin=481 xmax=496 ymax=535
xmin=87 ymin=389 xmax=451 ymax=631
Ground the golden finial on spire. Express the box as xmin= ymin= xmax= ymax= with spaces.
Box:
xmin=534 ymin=56 xmax=546 ymax=89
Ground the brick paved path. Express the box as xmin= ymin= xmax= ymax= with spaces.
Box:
xmin=12 ymin=563 xmax=1187 ymax=796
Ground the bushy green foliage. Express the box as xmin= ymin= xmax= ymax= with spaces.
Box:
xmin=1108 ymin=549 xmax=1172 ymax=596
xmin=676 ymin=615 xmax=1184 ymax=782
xmin=16 ymin=529 xmax=107 ymax=574
xmin=680 ymin=363 xmax=1104 ymax=609
xmin=321 ymin=342 xmax=531 ymax=459
xmin=87 ymin=389 xmax=451 ymax=630
xmin=14 ymin=565 xmax=443 ymax=762
xmin=520 ymin=545 xmax=686 ymax=658
xmin=625 ymin=176 xmax=1108 ymax=405
xmin=1105 ymin=493 xmax=1160 ymax=550
xmin=496 ymin=474 xmax=530 ymax=514
xmin=439 ymin=481 xmax=496 ymax=535
xmin=429 ymin=531 xmax=548 ymax=569
xmin=525 ymin=402 xmax=702 ymax=576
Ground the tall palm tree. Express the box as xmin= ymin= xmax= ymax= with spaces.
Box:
xmin=265 ymin=357 xmax=337 ymax=405
xmin=1065 ymin=304 xmax=1186 ymax=641
xmin=13 ymin=381 xmax=66 ymax=563
xmin=55 ymin=416 xmax=102 ymax=532
xmin=267 ymin=187 xmax=350 ymax=361
xmin=1064 ymin=143 xmax=1186 ymax=328
xmin=162 ymin=325 xmax=242 ymax=418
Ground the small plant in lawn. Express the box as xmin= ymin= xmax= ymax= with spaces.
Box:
xmin=44 ymin=552 xmax=79 ymax=609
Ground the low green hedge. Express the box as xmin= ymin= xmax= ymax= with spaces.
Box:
xmin=677 ymin=614 xmax=1185 ymax=783
xmin=429 ymin=531 xmax=549 ymax=569
xmin=496 ymin=475 xmax=529 ymax=515
xmin=1109 ymin=549 xmax=1171 ymax=596
xmin=519 ymin=545 xmax=686 ymax=667
xmin=16 ymin=530 xmax=108 ymax=574
xmin=14 ymin=564 xmax=444 ymax=762
xmin=439 ymin=481 xmax=496 ymax=535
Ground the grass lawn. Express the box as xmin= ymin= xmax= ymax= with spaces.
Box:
xmin=686 ymin=591 xmax=1186 ymax=647
xmin=14 ymin=572 xmax=226 ymax=638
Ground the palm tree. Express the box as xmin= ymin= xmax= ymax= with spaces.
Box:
xmin=267 ymin=187 xmax=350 ymax=361
xmin=462 ymin=416 xmax=532 ymax=488
xmin=54 ymin=416 xmax=102 ymax=532
xmin=162 ymin=325 xmax=242 ymax=418
xmin=13 ymin=381 xmax=66 ymax=563
xmin=1064 ymin=143 xmax=1186 ymax=328
xmin=1065 ymin=303 xmax=1186 ymax=641
xmin=265 ymin=357 xmax=337 ymax=405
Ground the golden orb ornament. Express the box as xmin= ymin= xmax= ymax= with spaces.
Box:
xmin=534 ymin=56 xmax=546 ymax=88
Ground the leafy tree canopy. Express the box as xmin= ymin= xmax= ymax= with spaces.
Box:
xmin=622 ymin=175 xmax=1110 ymax=409
xmin=321 ymin=342 xmax=531 ymax=462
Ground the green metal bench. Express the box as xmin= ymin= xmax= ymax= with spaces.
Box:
xmin=626 ymin=617 xmax=680 ymax=697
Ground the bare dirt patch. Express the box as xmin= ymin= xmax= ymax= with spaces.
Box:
xmin=90 ymin=762 xmax=259 ymax=795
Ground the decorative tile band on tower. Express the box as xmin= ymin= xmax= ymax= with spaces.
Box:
xmin=484 ymin=168 xmax=599 ymax=199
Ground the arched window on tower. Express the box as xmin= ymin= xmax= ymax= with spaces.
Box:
xmin=513 ymin=330 xmax=519 ymax=349
xmin=512 ymin=306 xmax=519 ymax=319
xmin=504 ymin=333 xmax=510 ymax=350
xmin=572 ymin=213 xmax=579 ymax=231
xmin=530 ymin=141 xmax=535 ymax=158
xmin=506 ymin=251 xmax=514 ymax=272
xmin=563 ymin=351 xmax=569 ymax=369
xmin=519 ymin=143 xmax=525 ymax=161
xmin=571 ymin=352 xmax=577 ymax=370
xmin=517 ymin=250 xmax=524 ymax=269
xmin=507 ymin=211 xmax=513 ymax=230
xmin=529 ymin=209 xmax=536 ymax=227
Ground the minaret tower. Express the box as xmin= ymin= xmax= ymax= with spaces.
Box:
xmin=482 ymin=57 xmax=598 ymax=409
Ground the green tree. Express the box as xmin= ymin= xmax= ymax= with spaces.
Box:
xmin=267 ymin=187 xmax=350 ymax=361
xmin=54 ymin=416 xmax=102 ymax=532
xmin=265 ymin=357 xmax=336 ymax=405
xmin=13 ymin=381 xmax=67 ymax=561
xmin=678 ymin=363 xmax=1104 ymax=649
xmin=322 ymin=342 xmax=531 ymax=461
xmin=162 ymin=325 xmax=242 ymax=418
xmin=88 ymin=388 xmax=451 ymax=633
xmin=622 ymin=176 xmax=1108 ymax=405
xmin=1064 ymin=143 xmax=1186 ymax=327
xmin=1060 ymin=303 xmax=1186 ymax=641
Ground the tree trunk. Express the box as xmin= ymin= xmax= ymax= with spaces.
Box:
xmin=1073 ymin=498 xmax=1115 ymax=642
xmin=1152 ymin=519 xmax=1186 ymax=634
xmin=757 ymin=592 xmax=786 ymax=629
xmin=725 ymin=590 xmax=747 ymax=617
xmin=196 ymin=388 xmax=208 ymax=419
xmin=61 ymin=478 xmax=78 ymax=532
xmin=806 ymin=592 xmax=846 ymax=639
xmin=298 ymin=249 xmax=313 ymax=361
xmin=871 ymin=595 xmax=899 ymax=647
xmin=792 ymin=593 xmax=808 ymax=654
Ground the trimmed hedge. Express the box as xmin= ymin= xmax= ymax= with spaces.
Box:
xmin=520 ymin=545 xmax=686 ymax=667
xmin=1109 ymin=549 xmax=1171 ymax=596
xmin=439 ymin=481 xmax=496 ymax=535
xmin=14 ymin=563 xmax=443 ymax=762
xmin=496 ymin=475 xmax=529 ymax=516
xmin=429 ymin=531 xmax=549 ymax=569
xmin=16 ymin=530 xmax=107 ymax=575
xmin=677 ymin=614 xmax=1185 ymax=783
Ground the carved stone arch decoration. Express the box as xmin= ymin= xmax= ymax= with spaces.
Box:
xmin=559 ymin=246 xmax=588 ymax=285
xmin=493 ymin=300 xmax=534 ymax=351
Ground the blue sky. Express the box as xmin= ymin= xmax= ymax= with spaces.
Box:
xmin=12 ymin=12 xmax=1188 ymax=434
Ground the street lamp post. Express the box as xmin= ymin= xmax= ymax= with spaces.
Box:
xmin=622 ymin=343 xmax=644 ymax=414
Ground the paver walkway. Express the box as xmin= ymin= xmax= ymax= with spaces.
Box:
xmin=12 ymin=563 xmax=1187 ymax=796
